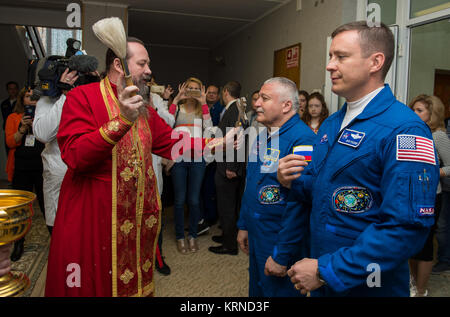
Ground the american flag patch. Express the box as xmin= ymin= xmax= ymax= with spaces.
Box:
xmin=396 ymin=134 xmax=436 ymax=165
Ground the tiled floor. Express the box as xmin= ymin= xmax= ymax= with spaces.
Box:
xmin=1 ymin=178 xmax=449 ymax=297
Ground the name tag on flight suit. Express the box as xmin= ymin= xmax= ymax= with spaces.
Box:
xmin=338 ymin=129 xmax=365 ymax=148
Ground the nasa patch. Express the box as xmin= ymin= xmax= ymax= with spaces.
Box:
xmin=417 ymin=206 xmax=435 ymax=217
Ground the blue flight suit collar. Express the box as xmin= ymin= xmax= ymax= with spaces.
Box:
xmin=339 ymin=84 xmax=395 ymax=126
xmin=313 ymin=85 xmax=396 ymax=178
xmin=268 ymin=113 xmax=301 ymax=138
xmin=323 ymin=84 xmax=394 ymax=144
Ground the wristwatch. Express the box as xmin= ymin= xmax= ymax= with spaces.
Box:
xmin=317 ymin=268 xmax=327 ymax=286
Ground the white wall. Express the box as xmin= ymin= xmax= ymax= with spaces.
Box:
xmin=209 ymin=0 xmax=353 ymax=97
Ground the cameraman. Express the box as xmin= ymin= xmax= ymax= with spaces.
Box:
xmin=33 ymin=68 xmax=78 ymax=235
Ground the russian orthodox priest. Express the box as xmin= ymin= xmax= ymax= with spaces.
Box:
xmin=45 ymin=38 xmax=225 ymax=297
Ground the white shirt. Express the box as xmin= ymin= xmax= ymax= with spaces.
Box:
xmin=151 ymin=93 xmax=174 ymax=127
xmin=340 ymin=87 xmax=384 ymax=131
xmin=33 ymin=95 xmax=68 ymax=175
xmin=150 ymin=92 xmax=173 ymax=195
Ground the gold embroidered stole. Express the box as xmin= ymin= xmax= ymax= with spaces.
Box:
xmin=100 ymin=77 xmax=161 ymax=297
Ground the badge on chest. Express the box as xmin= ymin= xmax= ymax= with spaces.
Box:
xmin=338 ymin=129 xmax=365 ymax=148
xmin=260 ymin=148 xmax=280 ymax=173
xmin=25 ymin=135 xmax=36 ymax=147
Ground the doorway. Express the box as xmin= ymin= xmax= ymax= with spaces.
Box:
xmin=434 ymin=70 xmax=450 ymax=119
xmin=273 ymin=43 xmax=301 ymax=88
xmin=408 ymin=18 xmax=450 ymax=105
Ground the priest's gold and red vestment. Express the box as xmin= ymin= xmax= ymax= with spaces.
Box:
xmin=45 ymin=78 xmax=209 ymax=297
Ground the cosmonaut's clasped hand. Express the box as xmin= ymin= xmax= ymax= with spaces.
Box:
xmin=264 ymin=256 xmax=287 ymax=277
xmin=287 ymin=258 xmax=325 ymax=295
xmin=277 ymin=153 xmax=323 ymax=294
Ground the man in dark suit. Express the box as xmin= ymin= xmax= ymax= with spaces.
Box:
xmin=1 ymin=81 xmax=19 ymax=129
xmin=1 ymin=81 xmax=19 ymax=155
xmin=209 ymin=81 xmax=245 ymax=255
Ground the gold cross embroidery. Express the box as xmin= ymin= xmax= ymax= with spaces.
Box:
xmin=120 ymin=269 xmax=135 ymax=285
xmin=120 ymin=167 xmax=134 ymax=182
xmin=147 ymin=167 xmax=154 ymax=180
xmin=126 ymin=148 xmax=143 ymax=187
xmin=108 ymin=120 xmax=120 ymax=132
xmin=120 ymin=220 xmax=134 ymax=235
xmin=142 ymin=260 xmax=152 ymax=273
xmin=122 ymin=196 xmax=131 ymax=214
xmin=145 ymin=215 xmax=157 ymax=229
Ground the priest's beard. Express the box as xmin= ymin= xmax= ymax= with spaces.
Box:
xmin=120 ymin=75 xmax=150 ymax=119
xmin=136 ymin=80 xmax=150 ymax=119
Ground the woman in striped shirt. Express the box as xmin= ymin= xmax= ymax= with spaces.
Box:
xmin=409 ymin=94 xmax=450 ymax=296
xmin=168 ymin=77 xmax=212 ymax=254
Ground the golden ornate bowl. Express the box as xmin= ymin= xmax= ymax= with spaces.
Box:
xmin=0 ymin=189 xmax=36 ymax=297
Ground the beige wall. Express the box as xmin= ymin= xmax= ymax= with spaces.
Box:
xmin=209 ymin=0 xmax=356 ymax=98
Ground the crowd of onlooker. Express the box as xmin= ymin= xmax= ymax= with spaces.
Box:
xmin=0 ymin=71 xmax=449 ymax=297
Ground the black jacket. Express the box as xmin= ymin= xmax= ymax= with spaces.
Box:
xmin=216 ymin=101 xmax=245 ymax=178
xmin=1 ymin=98 xmax=15 ymax=130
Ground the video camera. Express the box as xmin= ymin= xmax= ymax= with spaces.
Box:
xmin=28 ymin=38 xmax=100 ymax=100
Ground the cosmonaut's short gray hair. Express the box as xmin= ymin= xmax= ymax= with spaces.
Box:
xmin=263 ymin=77 xmax=300 ymax=112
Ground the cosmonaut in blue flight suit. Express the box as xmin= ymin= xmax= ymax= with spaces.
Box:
xmin=237 ymin=113 xmax=317 ymax=297
xmin=288 ymin=85 xmax=439 ymax=296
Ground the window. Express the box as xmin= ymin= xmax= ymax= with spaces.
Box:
xmin=36 ymin=27 xmax=82 ymax=56
xmin=368 ymin=0 xmax=397 ymax=25
xmin=410 ymin=0 xmax=450 ymax=18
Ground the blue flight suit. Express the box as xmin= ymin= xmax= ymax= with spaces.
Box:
xmin=289 ymin=85 xmax=439 ymax=296
xmin=237 ymin=114 xmax=317 ymax=297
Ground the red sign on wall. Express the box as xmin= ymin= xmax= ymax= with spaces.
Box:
xmin=286 ymin=46 xmax=299 ymax=69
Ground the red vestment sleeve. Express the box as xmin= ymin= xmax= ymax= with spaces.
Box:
xmin=57 ymin=85 xmax=128 ymax=175
xmin=148 ymin=107 xmax=214 ymax=160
